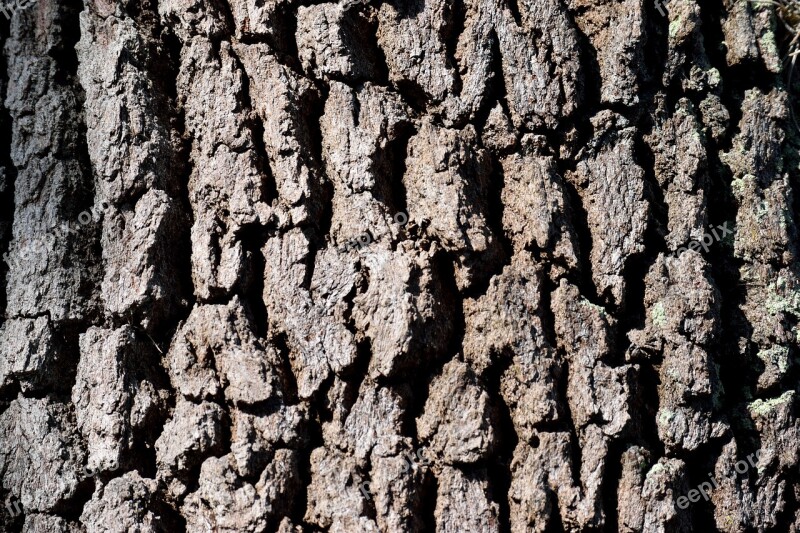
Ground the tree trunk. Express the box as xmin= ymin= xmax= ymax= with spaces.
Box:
xmin=1 ymin=0 xmax=799 ymax=531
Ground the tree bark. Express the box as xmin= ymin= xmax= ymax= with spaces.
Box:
xmin=1 ymin=0 xmax=799 ymax=531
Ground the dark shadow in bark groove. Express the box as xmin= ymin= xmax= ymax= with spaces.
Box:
xmin=156 ymin=35 xmax=193 ymax=207
xmin=50 ymin=0 xmax=82 ymax=88
xmin=0 ymin=22 xmax=13 ymax=326
xmin=395 ymin=78 xmax=431 ymax=116
xmin=0 ymin=380 xmax=20 ymax=407
xmin=713 ymin=255 xmax=763 ymax=435
xmin=52 ymin=475 xmax=96 ymax=524
xmin=154 ymin=20 xmax=197 ymax=337
xmin=599 ymin=439 xmax=625 ymax=532
xmin=126 ymin=376 xmax=164 ymax=481
xmin=561 ymin=4 xmax=601 ymax=147
xmin=271 ymin=332 xmax=300 ymax=406
xmin=293 ymin=396 xmax=326 ymax=530
xmin=482 ymin=348 xmax=518 ymax=533
xmin=431 ymin=247 xmax=465 ymax=368
xmin=542 ymin=495 xmax=566 ymax=533
xmin=553 ymin=358 xmax=585 ymax=500
xmin=212 ymin=0 xmax=236 ymax=44
xmin=234 ymin=223 xmax=270 ymax=338
xmin=559 ymin=178 xmax=600 ymax=304
xmin=393 ymin=248 xmax=463 ymax=442
xmin=152 ymin=497 xmax=187 ymax=532
xmin=458 ymin=156 xmax=511 ymax=302
xmin=178 ymin=408 xmax=232 ymax=492
xmin=384 ymin=121 xmax=414 ymax=219
xmin=332 ymin=4 xmax=384 ymax=86
xmin=482 ymin=29 xmax=512 ymax=129
xmin=441 ymin=0 xmax=464 ymax=95
xmin=614 ymin=125 xmax=666 ymax=333
xmin=2 ymin=507 xmax=24 ymax=532
xmin=340 ymin=339 xmax=373 ymax=407
xmin=354 ymin=450 xmax=378 ymax=524
xmin=705 ymin=170 xmax=760 ymax=426
xmin=356 ymin=5 xmax=391 ymax=87
xmin=504 ymin=0 xmax=521 ymax=28
xmin=55 ymin=0 xmax=105 ymax=328
xmin=639 ymin=0 xmax=670 ymax=94
xmin=301 ymin=228 xmax=320 ymax=293
xmin=233 ymin=52 xmax=279 ymax=206
xmin=392 ymin=377 xmax=427 ymax=455
xmin=538 ymin=270 xmax=559 ymax=358
xmin=416 ymin=468 xmax=438 ymax=531
xmin=773 ymin=484 xmax=799 ymax=532
xmin=463 ymin=31 xmax=517 ymax=302
xmin=630 ymin=353 xmax=665 ymax=459
xmin=547 ymin=14 xmax=600 ymax=300
xmin=305 ymin=81 xmax=333 ymax=234
xmin=46 ymin=325 xmax=80 ymax=398
xmin=682 ymin=438 xmax=729 ymax=531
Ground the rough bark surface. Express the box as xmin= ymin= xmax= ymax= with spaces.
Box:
xmin=0 ymin=0 xmax=799 ymax=531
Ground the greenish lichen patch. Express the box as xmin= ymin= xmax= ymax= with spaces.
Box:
xmin=651 ymin=301 xmax=667 ymax=328
xmin=666 ymin=366 xmax=681 ymax=383
xmin=579 ymin=297 xmax=607 ymax=317
xmin=761 ymin=29 xmax=779 ymax=59
xmin=657 ymin=408 xmax=674 ymax=427
xmin=649 ymin=462 xmax=666 ymax=477
xmin=669 ymin=18 xmax=682 ymax=39
xmin=765 ymin=281 xmax=800 ymax=318
xmin=731 ymin=177 xmax=746 ymax=197
xmin=748 ymin=391 xmax=794 ymax=417
xmin=751 ymin=0 xmax=771 ymax=12
xmin=706 ymin=67 xmax=722 ymax=87
xmin=757 ymin=345 xmax=790 ymax=374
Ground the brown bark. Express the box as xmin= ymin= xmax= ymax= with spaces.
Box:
xmin=1 ymin=0 xmax=799 ymax=531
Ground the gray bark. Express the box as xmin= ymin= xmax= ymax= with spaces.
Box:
xmin=1 ymin=0 xmax=799 ymax=531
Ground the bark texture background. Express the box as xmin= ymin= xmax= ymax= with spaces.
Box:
xmin=0 ymin=0 xmax=799 ymax=531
